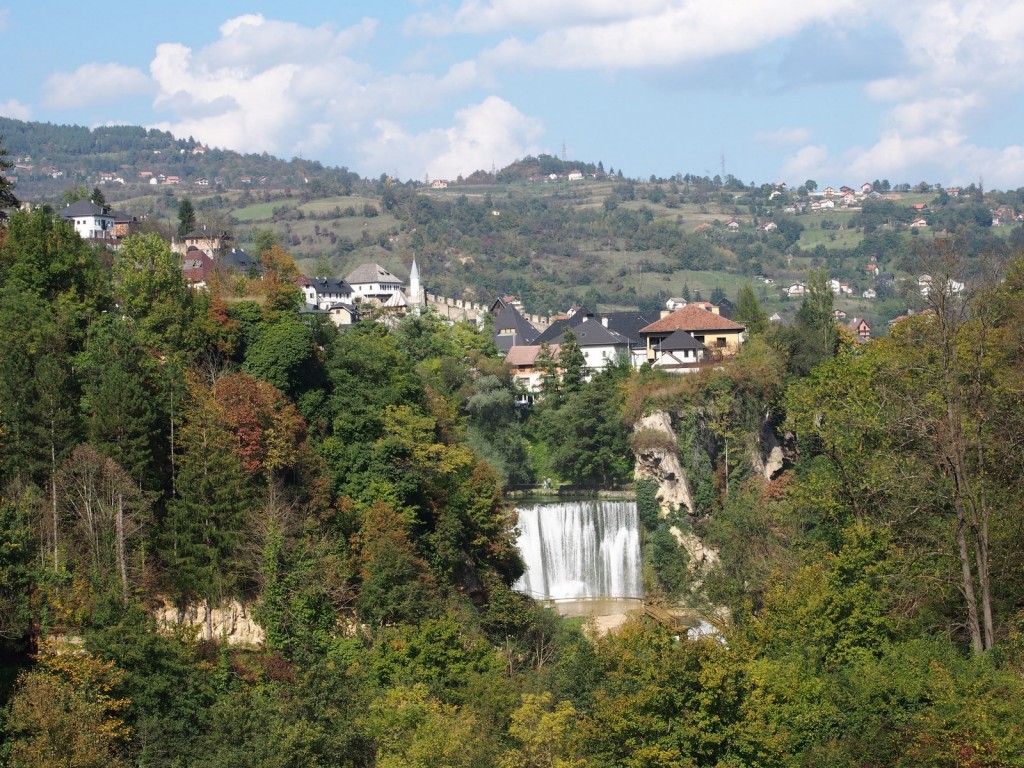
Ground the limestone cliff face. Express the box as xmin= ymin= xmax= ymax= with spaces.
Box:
xmin=751 ymin=414 xmax=794 ymax=481
xmin=632 ymin=410 xmax=718 ymax=578
xmin=632 ymin=411 xmax=693 ymax=515
xmin=154 ymin=599 xmax=266 ymax=646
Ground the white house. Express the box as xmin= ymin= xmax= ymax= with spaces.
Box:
xmin=298 ymin=276 xmax=354 ymax=309
xmin=787 ymin=283 xmax=806 ymax=298
xmin=60 ymin=200 xmax=114 ymax=240
xmin=345 ymin=263 xmax=405 ymax=304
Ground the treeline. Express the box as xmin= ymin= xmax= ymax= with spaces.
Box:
xmin=0 ymin=117 xmax=364 ymax=198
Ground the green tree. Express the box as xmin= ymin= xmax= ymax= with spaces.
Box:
xmin=557 ymin=328 xmax=586 ymax=395
xmin=787 ymin=267 xmax=837 ymax=375
xmin=76 ymin=315 xmax=161 ymax=489
xmin=5 ymin=640 xmax=131 ymax=768
xmin=113 ymin=233 xmax=204 ymax=357
xmin=177 ymin=197 xmax=196 ymax=237
xmin=500 ymin=692 xmax=590 ymax=768
xmin=0 ymin=134 xmax=18 ymax=219
xmin=161 ymin=386 xmax=251 ymax=608
xmin=734 ymin=283 xmax=768 ymax=336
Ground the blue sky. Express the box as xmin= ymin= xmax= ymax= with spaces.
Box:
xmin=5 ymin=1 xmax=1024 ymax=189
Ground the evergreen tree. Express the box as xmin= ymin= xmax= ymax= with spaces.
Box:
xmin=161 ymin=392 xmax=251 ymax=605
xmin=176 ymin=198 xmax=196 ymax=237
xmin=77 ymin=316 xmax=161 ymax=489
xmin=734 ymin=283 xmax=768 ymax=336
xmin=557 ymin=328 xmax=586 ymax=394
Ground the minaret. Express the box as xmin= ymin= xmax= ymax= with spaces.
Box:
xmin=409 ymin=256 xmax=422 ymax=305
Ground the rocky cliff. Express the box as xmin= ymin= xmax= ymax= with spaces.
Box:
xmin=153 ymin=598 xmax=266 ymax=646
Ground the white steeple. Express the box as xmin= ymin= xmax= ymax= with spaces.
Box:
xmin=409 ymin=256 xmax=422 ymax=304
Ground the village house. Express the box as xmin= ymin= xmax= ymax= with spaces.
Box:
xmin=647 ymin=329 xmax=707 ymax=372
xmin=345 ymin=262 xmax=405 ymax=305
xmin=847 ymin=317 xmax=871 ymax=342
xmin=297 ymin=276 xmax=353 ymax=309
xmin=174 ymin=228 xmax=232 ymax=258
xmin=505 ymin=343 xmax=561 ymax=403
xmin=639 ymin=304 xmax=746 ymax=363
xmin=492 ymin=303 xmax=540 ymax=353
xmin=60 ymin=200 xmax=114 ymax=240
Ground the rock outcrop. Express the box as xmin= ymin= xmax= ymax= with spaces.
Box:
xmin=153 ymin=598 xmax=265 ymax=646
xmin=751 ymin=415 xmax=794 ymax=480
xmin=632 ymin=411 xmax=693 ymax=515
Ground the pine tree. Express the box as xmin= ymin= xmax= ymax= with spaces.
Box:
xmin=161 ymin=395 xmax=251 ymax=607
xmin=177 ymin=198 xmax=196 ymax=237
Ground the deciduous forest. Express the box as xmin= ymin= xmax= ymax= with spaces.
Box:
xmin=3 ymin=148 xmax=1024 ymax=765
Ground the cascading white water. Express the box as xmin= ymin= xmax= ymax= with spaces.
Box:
xmin=514 ymin=500 xmax=643 ymax=601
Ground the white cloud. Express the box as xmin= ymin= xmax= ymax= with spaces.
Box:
xmin=145 ymin=14 xmax=490 ymax=174
xmin=44 ymin=63 xmax=152 ymax=109
xmin=406 ymin=0 xmax=672 ymax=36
xmin=481 ymin=0 xmax=865 ymax=70
xmin=357 ymin=96 xmax=544 ymax=181
xmin=0 ymin=98 xmax=31 ymax=120
xmin=780 ymin=145 xmax=832 ymax=184
xmin=755 ymin=127 xmax=812 ymax=149
xmin=839 ymin=1 xmax=1024 ymax=186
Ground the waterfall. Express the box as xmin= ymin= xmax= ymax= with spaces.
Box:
xmin=514 ymin=500 xmax=643 ymax=601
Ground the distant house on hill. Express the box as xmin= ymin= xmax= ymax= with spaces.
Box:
xmin=176 ymin=228 xmax=232 ymax=258
xmin=221 ymin=247 xmax=263 ymax=276
xmin=492 ymin=303 xmax=540 ymax=353
xmin=60 ymin=200 xmax=114 ymax=240
xmin=648 ymin=330 xmax=707 ymax=372
xmin=345 ymin=262 xmax=405 ymax=304
xmin=181 ymin=248 xmax=214 ymax=288
xmin=847 ymin=317 xmax=871 ymax=341
xmin=639 ymin=304 xmax=746 ymax=362
xmin=297 ymin=276 xmax=353 ymax=309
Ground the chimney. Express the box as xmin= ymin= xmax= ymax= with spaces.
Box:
xmin=601 ymin=317 xmax=608 ymax=327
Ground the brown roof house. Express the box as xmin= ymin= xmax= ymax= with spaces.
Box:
xmin=639 ymin=304 xmax=746 ymax=364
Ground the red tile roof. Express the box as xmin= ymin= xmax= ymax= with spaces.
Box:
xmin=640 ymin=305 xmax=745 ymax=334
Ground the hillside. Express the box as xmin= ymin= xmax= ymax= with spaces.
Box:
xmin=5 ymin=116 xmax=1024 ymax=329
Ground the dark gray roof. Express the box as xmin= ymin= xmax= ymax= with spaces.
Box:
xmin=60 ymin=200 xmax=111 ymax=219
xmin=221 ymin=248 xmax=264 ymax=273
xmin=183 ymin=228 xmax=231 ymax=241
xmin=552 ymin=320 xmax=630 ymax=348
xmin=654 ymin=329 xmax=707 ymax=352
xmin=599 ymin=311 xmax=662 ymax=345
xmin=493 ymin=305 xmax=540 ymax=349
xmin=532 ymin=307 xmax=594 ymax=344
xmin=308 ymin=276 xmax=352 ymax=296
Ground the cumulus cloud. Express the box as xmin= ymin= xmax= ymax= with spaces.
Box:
xmin=841 ymin=1 xmax=1024 ymax=185
xmin=481 ymin=0 xmax=865 ymax=70
xmin=406 ymin=0 xmax=671 ymax=36
xmin=357 ymin=96 xmax=544 ymax=181
xmin=0 ymin=98 xmax=31 ymax=120
xmin=44 ymin=63 xmax=152 ymax=109
xmin=146 ymin=13 xmax=490 ymax=175
xmin=755 ymin=127 xmax=812 ymax=149
xmin=780 ymin=145 xmax=833 ymax=184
